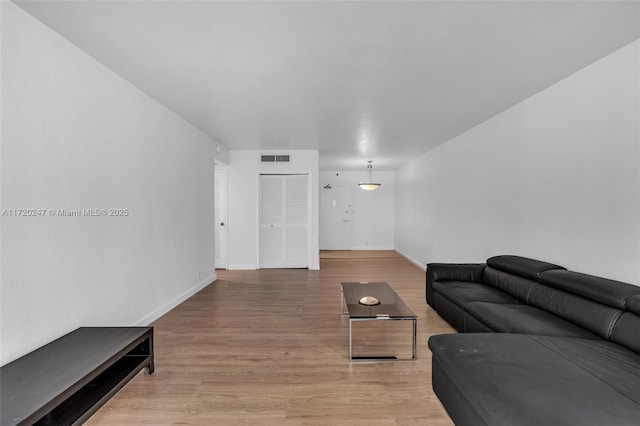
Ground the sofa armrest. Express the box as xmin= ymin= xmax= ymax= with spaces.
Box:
xmin=426 ymin=263 xmax=486 ymax=307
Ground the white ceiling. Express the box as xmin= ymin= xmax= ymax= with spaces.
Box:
xmin=14 ymin=1 xmax=640 ymax=171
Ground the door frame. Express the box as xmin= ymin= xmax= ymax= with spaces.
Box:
xmin=257 ymin=171 xmax=312 ymax=269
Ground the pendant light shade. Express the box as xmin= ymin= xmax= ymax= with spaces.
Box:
xmin=358 ymin=161 xmax=381 ymax=191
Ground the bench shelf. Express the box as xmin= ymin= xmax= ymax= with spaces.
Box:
xmin=1 ymin=327 xmax=154 ymax=426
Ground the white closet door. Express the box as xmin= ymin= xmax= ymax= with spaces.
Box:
xmin=259 ymin=174 xmax=309 ymax=269
xmin=285 ymin=175 xmax=309 ymax=267
xmin=259 ymin=175 xmax=285 ymax=268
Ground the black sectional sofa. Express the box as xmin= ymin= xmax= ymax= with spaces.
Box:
xmin=426 ymin=255 xmax=640 ymax=426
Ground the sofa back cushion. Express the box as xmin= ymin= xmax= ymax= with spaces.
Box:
xmin=483 ymin=267 xmax=538 ymax=302
xmin=533 ymin=270 xmax=640 ymax=345
xmin=628 ymin=295 xmax=640 ymax=315
xmin=486 ymin=255 xmax=565 ymax=280
xmin=611 ymin=311 xmax=640 ymax=354
xmin=527 ymin=284 xmax=624 ymax=339
xmin=485 ymin=260 xmax=640 ymax=344
xmin=612 ymin=295 xmax=640 ymax=354
xmin=539 ymin=270 xmax=640 ymax=309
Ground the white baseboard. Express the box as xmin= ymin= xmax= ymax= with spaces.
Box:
xmin=135 ymin=273 xmax=217 ymax=326
xmin=395 ymin=249 xmax=426 ymax=271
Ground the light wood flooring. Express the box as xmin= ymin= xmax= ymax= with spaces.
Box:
xmin=87 ymin=251 xmax=455 ymax=425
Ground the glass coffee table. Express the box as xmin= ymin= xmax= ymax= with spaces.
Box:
xmin=341 ymin=282 xmax=417 ymax=361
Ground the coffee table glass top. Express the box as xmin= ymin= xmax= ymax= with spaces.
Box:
xmin=341 ymin=282 xmax=416 ymax=319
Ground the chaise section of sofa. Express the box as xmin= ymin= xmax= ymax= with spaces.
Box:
xmin=426 ymin=255 xmax=640 ymax=425
xmin=429 ymin=333 xmax=640 ymax=426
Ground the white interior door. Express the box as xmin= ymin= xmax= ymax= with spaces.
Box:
xmin=259 ymin=175 xmax=285 ymax=267
xmin=319 ymin=184 xmax=352 ymax=250
xmin=214 ymin=171 xmax=227 ymax=269
xmin=259 ymin=174 xmax=309 ymax=268
xmin=284 ymin=175 xmax=309 ymax=267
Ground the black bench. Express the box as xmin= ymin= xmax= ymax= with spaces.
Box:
xmin=1 ymin=327 xmax=154 ymax=425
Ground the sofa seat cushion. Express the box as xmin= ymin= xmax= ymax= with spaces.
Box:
xmin=534 ymin=337 xmax=640 ymax=404
xmin=433 ymin=280 xmax=520 ymax=308
xmin=464 ymin=302 xmax=598 ymax=338
xmin=428 ymin=333 xmax=640 ymax=426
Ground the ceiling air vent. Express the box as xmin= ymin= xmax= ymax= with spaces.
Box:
xmin=261 ymin=154 xmax=290 ymax=163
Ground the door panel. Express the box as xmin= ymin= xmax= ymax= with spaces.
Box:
xmin=214 ymin=171 xmax=227 ymax=269
xmin=259 ymin=175 xmax=285 ymax=268
xmin=286 ymin=175 xmax=308 ymax=224
xmin=261 ymin=225 xmax=284 ymax=265
xmin=319 ymin=184 xmax=352 ymax=250
xmin=260 ymin=176 xmax=284 ymax=224
xmin=286 ymin=226 xmax=308 ymax=266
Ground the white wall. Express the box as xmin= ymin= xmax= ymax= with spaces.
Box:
xmin=396 ymin=40 xmax=640 ymax=285
xmin=0 ymin=2 xmax=217 ymax=365
xmin=226 ymin=150 xmax=320 ymax=270
xmin=319 ymin=171 xmax=395 ymax=250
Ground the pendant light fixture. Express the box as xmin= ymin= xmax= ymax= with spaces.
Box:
xmin=358 ymin=161 xmax=381 ymax=191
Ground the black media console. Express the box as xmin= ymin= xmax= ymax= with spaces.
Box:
xmin=1 ymin=327 xmax=154 ymax=425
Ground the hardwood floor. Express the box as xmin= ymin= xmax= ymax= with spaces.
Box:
xmin=87 ymin=251 xmax=455 ymax=425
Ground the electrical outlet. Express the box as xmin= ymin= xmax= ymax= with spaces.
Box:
xmin=197 ymin=271 xmax=201 ymax=280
